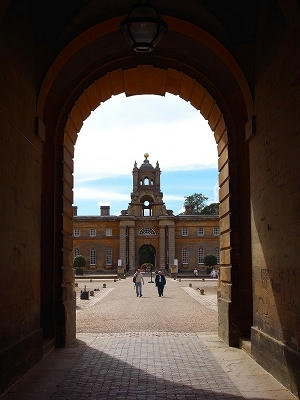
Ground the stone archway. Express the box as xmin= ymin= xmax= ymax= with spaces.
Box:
xmin=61 ymin=65 xmax=237 ymax=346
xmin=37 ymin=17 xmax=253 ymax=350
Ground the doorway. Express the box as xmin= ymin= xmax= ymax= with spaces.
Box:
xmin=139 ymin=245 xmax=156 ymax=270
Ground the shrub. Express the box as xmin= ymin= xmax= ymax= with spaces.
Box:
xmin=204 ymin=254 xmax=217 ymax=272
xmin=73 ymin=255 xmax=86 ymax=269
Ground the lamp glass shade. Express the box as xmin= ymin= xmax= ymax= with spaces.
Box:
xmin=121 ymin=4 xmax=167 ymax=52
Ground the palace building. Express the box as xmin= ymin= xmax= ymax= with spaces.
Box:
xmin=73 ymin=154 xmax=219 ymax=273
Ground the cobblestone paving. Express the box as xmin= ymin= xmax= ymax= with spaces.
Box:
xmin=76 ymin=277 xmax=218 ymax=333
xmin=2 ymin=278 xmax=295 ymax=400
xmin=50 ymin=332 xmax=243 ymax=400
xmin=182 ymin=287 xmax=218 ymax=312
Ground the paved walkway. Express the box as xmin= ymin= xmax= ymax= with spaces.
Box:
xmin=1 ymin=277 xmax=296 ymax=400
xmin=76 ymin=276 xmax=218 ymax=333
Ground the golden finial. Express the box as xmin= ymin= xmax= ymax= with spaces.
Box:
xmin=144 ymin=152 xmax=149 ymax=159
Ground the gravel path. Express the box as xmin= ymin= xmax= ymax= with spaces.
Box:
xmin=76 ymin=276 xmax=218 ymax=333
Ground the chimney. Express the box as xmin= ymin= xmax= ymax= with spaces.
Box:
xmin=100 ymin=206 xmax=110 ymax=216
xmin=73 ymin=206 xmax=78 ymax=216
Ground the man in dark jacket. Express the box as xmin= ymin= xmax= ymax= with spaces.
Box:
xmin=155 ymin=270 xmax=166 ymax=297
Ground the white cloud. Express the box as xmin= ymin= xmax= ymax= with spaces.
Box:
xmin=74 ymin=94 xmax=217 ymax=184
xmin=74 ymin=187 xmax=130 ymax=202
xmin=213 ymin=181 xmax=219 ymax=203
xmin=164 ymin=194 xmax=184 ymax=201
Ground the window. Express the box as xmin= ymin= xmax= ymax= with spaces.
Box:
xmin=216 ymin=248 xmax=220 ymax=264
xmin=143 ymin=200 xmax=152 ymax=217
xmin=182 ymin=248 xmax=188 ymax=264
xmin=74 ymin=248 xmax=80 ymax=257
xmin=74 ymin=228 xmax=80 ymax=237
xmin=198 ymin=247 xmax=204 ymax=264
xmin=198 ymin=227 xmax=204 ymax=236
xmin=90 ymin=248 xmax=96 ymax=265
xmin=106 ymin=248 xmax=112 ymax=265
xmin=90 ymin=228 xmax=96 ymax=237
xmin=182 ymin=227 xmax=188 ymax=236
xmin=144 ymin=177 xmax=150 ymax=185
xmin=139 ymin=228 xmax=156 ymax=235
xmin=106 ymin=228 xmax=112 ymax=236
xmin=213 ymin=227 xmax=220 ymax=236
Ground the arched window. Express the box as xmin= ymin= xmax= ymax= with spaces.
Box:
xmin=139 ymin=227 xmax=156 ymax=235
xmin=143 ymin=200 xmax=152 ymax=216
xmin=143 ymin=177 xmax=150 ymax=185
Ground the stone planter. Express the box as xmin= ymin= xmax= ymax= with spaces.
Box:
xmin=75 ymin=268 xmax=84 ymax=275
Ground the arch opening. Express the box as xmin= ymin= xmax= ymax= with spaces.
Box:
xmin=38 ymin=16 xmax=253 ymax=351
xmin=139 ymin=245 xmax=156 ymax=269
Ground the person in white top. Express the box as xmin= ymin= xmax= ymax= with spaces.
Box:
xmin=133 ymin=269 xmax=144 ymax=297
xmin=193 ymin=268 xmax=199 ymax=277
xmin=210 ymin=269 xmax=218 ymax=279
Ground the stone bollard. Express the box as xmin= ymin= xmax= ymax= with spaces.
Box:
xmin=179 ymin=278 xmax=181 ymax=282
xmin=90 ymin=290 xmax=94 ymax=296
xmin=200 ymin=288 xmax=205 ymax=295
xmin=114 ymin=278 xmax=117 ymax=282
xmin=189 ymin=283 xmax=192 ymax=287
xmin=75 ymin=282 xmax=78 ymax=287
xmin=90 ymin=278 xmax=93 ymax=282
xmin=202 ymin=278 xmax=205 ymax=281
xmin=103 ymin=283 xmax=106 ymax=288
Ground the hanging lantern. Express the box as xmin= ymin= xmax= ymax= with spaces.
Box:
xmin=121 ymin=2 xmax=167 ymax=53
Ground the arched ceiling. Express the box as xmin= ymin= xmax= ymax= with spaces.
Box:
xmin=3 ymin=1 xmax=259 ymax=88
xmin=37 ymin=14 xmax=253 ymax=141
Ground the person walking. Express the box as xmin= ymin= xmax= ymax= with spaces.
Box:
xmin=133 ymin=269 xmax=144 ymax=297
xmin=155 ymin=270 xmax=166 ymax=297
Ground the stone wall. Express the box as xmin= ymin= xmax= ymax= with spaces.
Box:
xmin=0 ymin=9 xmax=43 ymax=392
xmin=250 ymin=4 xmax=300 ymax=394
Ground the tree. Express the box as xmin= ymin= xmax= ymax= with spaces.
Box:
xmin=204 ymin=254 xmax=217 ymax=273
xmin=73 ymin=255 xmax=86 ymax=275
xmin=201 ymin=203 xmax=219 ymax=215
xmin=184 ymin=193 xmax=208 ymax=214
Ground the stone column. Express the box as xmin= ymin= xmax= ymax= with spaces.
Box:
xmin=159 ymin=226 xmax=166 ymax=270
xmin=129 ymin=226 xmax=135 ymax=272
xmin=119 ymin=225 xmax=126 ymax=268
xmin=168 ymin=225 xmax=175 ymax=269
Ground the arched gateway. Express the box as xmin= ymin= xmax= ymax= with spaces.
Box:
xmin=39 ymin=18 xmax=253 ymax=352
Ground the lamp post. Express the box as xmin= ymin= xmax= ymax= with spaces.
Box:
xmin=120 ymin=2 xmax=167 ymax=53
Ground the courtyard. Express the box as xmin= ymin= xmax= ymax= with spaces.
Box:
xmin=1 ymin=276 xmax=295 ymax=400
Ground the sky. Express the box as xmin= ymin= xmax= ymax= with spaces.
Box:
xmin=73 ymin=93 xmax=218 ymax=216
